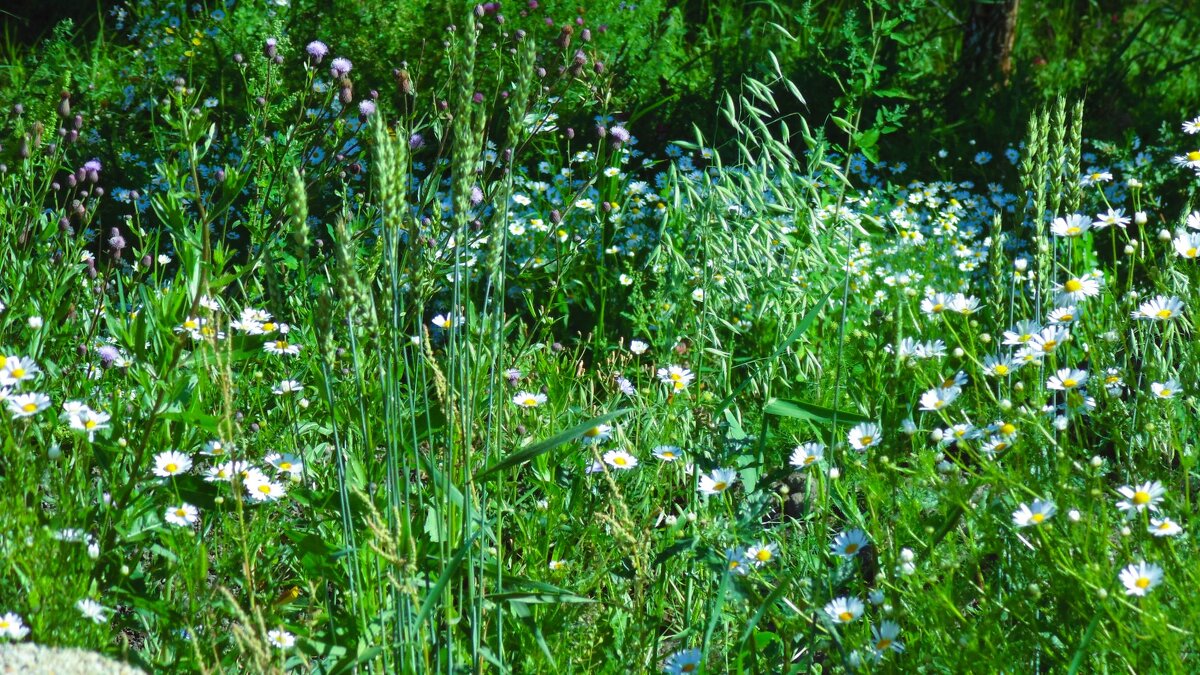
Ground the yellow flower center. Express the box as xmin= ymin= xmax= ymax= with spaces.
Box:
xmin=845 ymin=543 xmax=859 ymax=554
xmin=1133 ymin=491 xmax=1151 ymax=505
xmin=1000 ymin=423 xmax=1016 ymax=435
xmin=661 ymin=452 xmax=676 ymax=459
xmin=1041 ymin=340 xmax=1057 ymax=352
xmin=262 ymin=322 xmax=276 ymax=331
xmin=1066 ymin=227 xmax=1081 ymax=235
xmin=1188 ymin=150 xmax=1200 ymax=161
xmin=11 ymin=367 xmax=25 ymax=378
xmin=584 ymin=427 xmax=601 ymax=437
xmin=279 ymin=462 xmax=292 ymax=471
xmin=1157 ymin=309 xmax=1173 ymax=319
xmin=755 ymin=549 xmax=772 ymax=562
xmin=804 ymin=456 xmax=816 ymax=465
xmin=1158 ymin=522 xmax=1172 ymax=530
xmin=711 ymin=481 xmax=727 ymax=492
xmin=681 ymin=665 xmax=697 ymax=674
xmin=1064 ymin=279 xmax=1083 ymax=292
xmin=1136 ymin=577 xmax=1151 ymax=589
xmin=859 ymin=436 xmax=874 ymax=446
xmin=275 ymin=341 xmax=288 ymax=350
xmin=613 ymin=457 xmax=627 ymax=466
xmin=175 ymin=509 xmax=187 ymax=517
xmin=1159 ymin=389 xmax=1172 ymax=398
xmin=165 ymin=463 xmax=178 ymax=473
xmin=670 ymin=373 xmax=683 ymax=381
xmin=1188 ymin=247 xmax=1198 ymax=258
xmin=876 ymin=638 xmax=892 ymax=650
xmin=21 ymin=403 xmax=36 ymax=412
xmin=85 ymin=420 xmax=97 ymax=429
xmin=1031 ymin=513 xmax=1045 ymax=523
xmin=995 ymin=365 xmax=1009 ymax=376
xmin=931 ymin=303 xmax=944 ymax=312
xmin=258 ymin=484 xmax=271 ymax=494
xmin=838 ymin=611 xmax=854 ymax=622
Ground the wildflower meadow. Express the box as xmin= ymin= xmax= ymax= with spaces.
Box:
xmin=2 ymin=1 xmax=1200 ymax=672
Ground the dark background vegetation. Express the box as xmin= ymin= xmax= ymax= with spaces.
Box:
xmin=3 ymin=0 xmax=1198 ymax=169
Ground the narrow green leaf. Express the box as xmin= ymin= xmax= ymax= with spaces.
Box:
xmin=472 ymin=408 xmax=632 ymax=482
xmin=763 ymin=398 xmax=870 ymax=425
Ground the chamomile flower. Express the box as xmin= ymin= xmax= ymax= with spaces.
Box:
xmin=266 ymin=452 xmax=304 ymax=477
xmin=919 ymin=386 xmax=960 ymax=412
xmin=628 ymin=340 xmax=649 ymax=354
xmin=512 ymin=391 xmax=546 ymax=408
xmin=69 ymin=408 xmax=111 ymax=441
xmin=1116 ymin=481 xmax=1165 ymax=513
xmin=7 ymin=392 xmax=50 ymax=417
xmin=1151 ymin=379 xmax=1181 ymax=399
xmin=746 ymin=542 xmax=778 ymax=566
xmin=153 ymin=450 xmax=193 ymax=477
xmin=657 ymin=365 xmax=695 ymax=391
xmin=267 ymin=628 xmax=296 ymax=649
xmin=1012 ymin=499 xmax=1056 ymax=527
xmin=831 ymin=529 xmax=869 ymax=558
xmin=0 ymin=612 xmax=29 ymax=640
xmin=982 ymin=354 xmax=1019 ymax=378
xmin=653 ymin=445 xmax=683 ymax=461
xmin=1046 ymin=368 xmax=1087 ymax=391
xmin=1184 ymin=116 xmax=1200 ymax=135
xmin=1055 ymin=276 xmax=1101 ymax=303
xmin=245 ymin=475 xmax=287 ymax=502
xmin=1148 ymin=517 xmax=1183 ymax=537
xmin=1173 ymin=231 xmax=1200 ymax=259
xmin=824 ymin=596 xmax=865 ymax=624
xmin=789 ymin=442 xmax=825 ymax=469
xmin=1170 ymin=150 xmax=1200 ymax=170
xmin=1046 ymin=305 xmax=1078 ymax=325
xmin=724 ymin=547 xmax=750 ymax=575
xmin=581 ymin=424 xmax=612 ymax=444
xmin=848 ymin=422 xmax=882 ymax=451
xmin=0 ymin=356 xmax=39 ymax=385
xmin=1029 ymin=326 xmax=1070 ymax=355
xmin=548 ymin=559 xmax=567 ymax=571
xmin=1119 ymin=561 xmax=1162 ymax=597
xmin=164 ymin=503 xmax=199 ymax=527
xmin=1134 ymin=295 xmax=1184 ymax=321
xmin=273 ymin=379 xmax=303 ymax=395
xmin=1092 ymin=208 xmax=1130 ymax=230
xmin=1002 ymin=320 xmax=1042 ymax=346
xmin=263 ymin=338 xmax=301 ymax=356
xmin=663 ymin=648 xmax=702 ymax=674
xmin=1051 ymin=214 xmax=1091 ymax=237
xmin=76 ymin=599 xmax=109 ymax=624
xmin=870 ymin=620 xmax=905 ymax=655
xmin=603 ymin=449 xmax=638 ymax=470
xmin=698 ymin=468 xmax=738 ymax=495
xmin=920 ymin=292 xmax=953 ymax=316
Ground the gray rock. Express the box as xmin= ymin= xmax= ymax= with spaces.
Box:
xmin=0 ymin=643 xmax=146 ymax=675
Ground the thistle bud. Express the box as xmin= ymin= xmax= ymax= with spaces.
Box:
xmin=58 ymin=91 xmax=71 ymax=118
xmin=264 ymin=38 xmax=278 ymax=59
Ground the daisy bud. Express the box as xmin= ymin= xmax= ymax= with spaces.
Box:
xmin=1014 ymin=381 xmax=1024 ymax=392
xmin=829 ymin=467 xmax=840 ymax=479
xmin=686 ymin=511 xmax=697 ymax=522
xmin=1090 ymin=455 xmax=1103 ymax=467
xmin=28 ymin=316 xmax=43 ymax=329
xmin=1068 ymin=509 xmax=1080 ymax=521
xmin=233 ymin=53 xmax=244 ymax=64
xmin=299 ymin=398 xmax=310 ymax=409
xmin=1134 ymin=211 xmax=1147 ymax=225
xmin=1014 ymin=257 xmax=1027 ymax=271
xmin=1158 ymin=228 xmax=1172 ymax=242
xmin=980 ymin=333 xmax=991 ymax=343
xmin=118 ymin=437 xmax=127 ymax=448
xmin=48 ymin=444 xmax=61 ymax=460
xmin=900 ymin=561 xmax=916 ymax=576
xmin=930 ymin=429 xmax=944 ymax=442
xmin=999 ymin=398 xmax=1012 ymax=410
xmin=1120 ymin=526 xmax=1131 ymax=537
xmin=953 ymin=347 xmax=964 ymax=358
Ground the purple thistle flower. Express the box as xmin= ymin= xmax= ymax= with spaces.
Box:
xmin=264 ymin=38 xmax=278 ymax=59
xmin=609 ymin=125 xmax=630 ymax=144
xmin=409 ymin=133 xmax=425 ymax=149
xmin=330 ymin=57 xmax=353 ymax=78
xmin=97 ymin=345 xmax=120 ymax=368
xmin=470 ymin=185 xmax=484 ymax=205
xmin=358 ymin=100 xmax=376 ymax=121
xmin=306 ymin=41 xmax=329 ymax=63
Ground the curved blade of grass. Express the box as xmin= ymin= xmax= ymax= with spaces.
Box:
xmin=414 ymin=528 xmax=482 ymax=627
xmin=738 ymin=573 xmax=795 ymax=646
xmin=472 ymin=408 xmax=632 ymax=482
xmin=1067 ymin=611 xmax=1102 ymax=674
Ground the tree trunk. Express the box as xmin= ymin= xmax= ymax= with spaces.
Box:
xmin=959 ymin=0 xmax=1021 ymax=87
